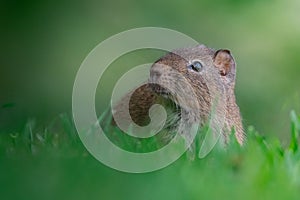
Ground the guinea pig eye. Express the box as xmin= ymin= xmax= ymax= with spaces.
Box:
xmin=188 ymin=60 xmax=203 ymax=72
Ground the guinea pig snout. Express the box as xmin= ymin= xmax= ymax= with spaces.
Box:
xmin=150 ymin=66 xmax=163 ymax=83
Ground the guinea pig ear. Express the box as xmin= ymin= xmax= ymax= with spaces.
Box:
xmin=213 ymin=49 xmax=235 ymax=76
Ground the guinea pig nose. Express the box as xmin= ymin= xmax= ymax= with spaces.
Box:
xmin=150 ymin=68 xmax=162 ymax=80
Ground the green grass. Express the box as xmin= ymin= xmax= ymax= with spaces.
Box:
xmin=1 ymin=111 xmax=300 ymax=200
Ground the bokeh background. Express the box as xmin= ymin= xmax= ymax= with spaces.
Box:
xmin=1 ymin=0 xmax=300 ymax=145
xmin=1 ymin=1 xmax=300 ymax=200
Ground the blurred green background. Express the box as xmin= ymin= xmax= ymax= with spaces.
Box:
xmin=1 ymin=0 xmax=300 ymax=200
xmin=1 ymin=0 xmax=300 ymax=140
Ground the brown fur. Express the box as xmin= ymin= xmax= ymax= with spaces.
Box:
xmin=112 ymin=44 xmax=245 ymax=145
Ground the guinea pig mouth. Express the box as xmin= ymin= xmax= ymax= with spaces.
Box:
xmin=149 ymin=83 xmax=182 ymax=111
xmin=149 ymin=83 xmax=171 ymax=96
